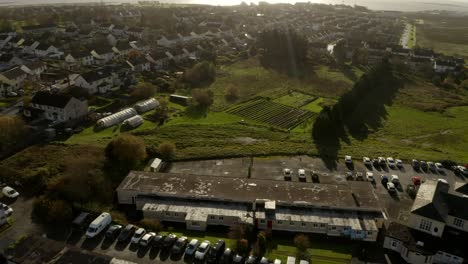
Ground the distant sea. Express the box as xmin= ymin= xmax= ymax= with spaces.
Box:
xmin=1 ymin=0 xmax=468 ymax=13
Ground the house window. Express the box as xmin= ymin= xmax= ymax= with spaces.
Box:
xmin=219 ymin=216 xmax=224 ymax=220
xmin=419 ymin=219 xmax=432 ymax=231
xmin=367 ymin=231 xmax=372 ymax=235
xmin=277 ymin=221 xmax=282 ymax=225
xmin=210 ymin=216 xmax=215 ymax=220
xmin=174 ymin=213 xmax=178 ymax=217
xmin=313 ymin=224 xmax=318 ymax=227
xmin=260 ymin=219 xmax=265 ymax=224
xmin=165 ymin=212 xmax=170 ymax=216
xmin=391 ymin=241 xmax=397 ymax=247
xmin=289 ymin=222 xmax=294 ymax=225
xmin=331 ymin=226 xmax=336 ymax=230
xmin=453 ymin=218 xmax=464 ymax=228
xmin=301 ymin=223 xmax=306 ymax=226
xmin=320 ymin=224 xmax=325 ymax=228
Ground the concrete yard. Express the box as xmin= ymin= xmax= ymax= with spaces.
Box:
xmin=166 ymin=158 xmax=250 ymax=178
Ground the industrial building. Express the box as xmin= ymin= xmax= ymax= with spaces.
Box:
xmin=117 ymin=171 xmax=382 ymax=241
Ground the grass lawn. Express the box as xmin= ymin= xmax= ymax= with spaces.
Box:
xmin=265 ymin=240 xmax=352 ymax=264
xmin=300 ymin=97 xmax=337 ymax=113
xmin=208 ymin=58 xmax=357 ymax=111
xmin=273 ymin=92 xmax=317 ymax=108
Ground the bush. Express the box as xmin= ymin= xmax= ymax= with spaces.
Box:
xmin=225 ymin=84 xmax=240 ymax=102
xmin=294 ymin=234 xmax=310 ymax=251
xmin=157 ymin=141 xmax=176 ymax=160
xmin=131 ymin=82 xmax=157 ymax=101
xmin=106 ymin=134 xmax=147 ymax=167
xmin=192 ymin=88 xmax=214 ymax=108
xmin=182 ymin=61 xmax=216 ymax=87
xmin=32 ymin=197 xmax=73 ymax=224
xmin=139 ymin=219 xmax=163 ymax=232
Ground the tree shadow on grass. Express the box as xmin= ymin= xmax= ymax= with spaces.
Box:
xmin=312 ymin=62 xmax=403 ymax=169
xmin=185 ymin=105 xmax=208 ymax=119
xmin=338 ymin=64 xmax=359 ymax=82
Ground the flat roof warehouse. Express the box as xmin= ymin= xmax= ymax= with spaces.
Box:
xmin=117 ymin=171 xmax=381 ymax=213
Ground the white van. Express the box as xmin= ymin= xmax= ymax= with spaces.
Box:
xmin=86 ymin=212 xmax=112 ymax=238
xmin=287 ymin=256 xmax=296 ymax=264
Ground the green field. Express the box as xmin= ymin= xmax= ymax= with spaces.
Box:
xmin=414 ymin=14 xmax=468 ymax=57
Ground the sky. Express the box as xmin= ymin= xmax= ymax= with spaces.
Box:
xmin=1 ymin=0 xmax=468 ymax=12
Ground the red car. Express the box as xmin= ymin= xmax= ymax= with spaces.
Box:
xmin=412 ymin=176 xmax=421 ymax=186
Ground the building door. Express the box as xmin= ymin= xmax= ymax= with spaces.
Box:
xmin=267 ymin=220 xmax=272 ymax=229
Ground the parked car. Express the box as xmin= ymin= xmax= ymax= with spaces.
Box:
xmin=299 ymin=260 xmax=310 ymax=264
xmin=412 ymin=159 xmax=420 ymax=170
xmin=274 ymin=259 xmax=282 ymax=264
xmin=232 ymin=254 xmax=244 ymax=264
xmin=346 ymin=171 xmax=354 ymax=180
xmin=185 ymin=239 xmax=200 ymax=256
xmin=194 ymin=240 xmax=211 ymax=262
xmin=386 ymin=157 xmax=396 ymax=168
xmin=105 ymin=224 xmax=123 ymax=240
xmin=118 ymin=224 xmax=136 ymax=242
xmin=131 ymin=228 xmax=146 ymax=244
xmin=381 ymin=175 xmax=389 ymax=185
xmin=152 ymin=234 xmax=166 ymax=248
xmin=298 ymin=169 xmax=306 ymax=181
xmin=435 ymin=163 xmax=444 ymax=173
xmin=311 ymin=171 xmax=320 ymax=183
xmin=372 ymin=158 xmax=379 ymax=168
xmin=171 ymin=236 xmax=188 ymax=255
xmin=396 ymin=159 xmax=403 ymax=167
xmin=0 ymin=203 xmax=12 ymax=216
xmin=407 ymin=184 xmax=417 ymax=198
xmin=283 ymin=168 xmax=292 ymax=181
xmin=420 ymin=161 xmax=428 ymax=170
xmin=71 ymin=212 xmax=91 ymax=232
xmin=387 ymin=182 xmax=396 ymax=193
xmin=163 ymin=233 xmax=177 ymax=248
xmin=2 ymin=186 xmax=19 ymax=198
xmin=378 ymin=157 xmax=386 ymax=166
xmin=220 ymin=248 xmax=233 ymax=264
xmin=260 ymin=257 xmax=269 ymax=264
xmin=391 ymin=175 xmax=400 ymax=184
xmin=86 ymin=212 xmax=112 ymax=238
xmin=139 ymin=232 xmax=156 ymax=247
xmin=345 ymin=155 xmax=353 ymax=164
xmin=412 ymin=176 xmax=421 ymax=186
xmin=207 ymin=240 xmax=225 ymax=263
xmin=456 ymin=166 xmax=468 ymax=176
xmin=245 ymin=256 xmax=258 ymax=264
xmin=363 ymin=157 xmax=371 ymax=166
xmin=355 ymin=172 xmax=364 ymax=181
xmin=366 ymin=172 xmax=375 ymax=182
xmin=427 ymin=162 xmax=436 ymax=172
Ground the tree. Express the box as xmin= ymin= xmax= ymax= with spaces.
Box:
xmin=351 ymin=48 xmax=368 ymax=66
xmin=294 ymin=234 xmax=311 ymax=251
xmin=153 ymin=98 xmax=169 ymax=123
xmin=225 ymin=84 xmax=240 ymax=102
xmin=131 ymin=82 xmax=157 ymax=101
xmin=158 ymin=141 xmax=176 ymax=160
xmin=32 ymin=197 xmax=73 ymax=224
xmin=258 ymin=28 xmax=308 ymax=76
xmin=0 ymin=116 xmax=28 ymax=153
xmin=192 ymin=88 xmax=214 ymax=108
xmin=106 ymin=134 xmax=147 ymax=167
xmin=253 ymin=231 xmax=268 ymax=256
xmin=333 ymin=40 xmax=347 ymax=64
xmin=182 ymin=61 xmax=216 ymax=87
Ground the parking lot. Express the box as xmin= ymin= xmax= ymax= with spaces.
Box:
xmin=169 ymin=155 xmax=467 ymax=222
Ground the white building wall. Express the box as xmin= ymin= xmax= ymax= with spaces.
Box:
xmin=408 ymin=214 xmax=445 ymax=238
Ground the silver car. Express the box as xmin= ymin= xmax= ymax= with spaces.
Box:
xmin=194 ymin=240 xmax=211 ymax=262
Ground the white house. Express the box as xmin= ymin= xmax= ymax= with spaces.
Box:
xmin=22 ymin=40 xmax=40 ymax=55
xmin=0 ymin=67 xmax=28 ymax=95
xmin=73 ymin=69 xmax=117 ymax=94
xmin=64 ymin=50 xmax=94 ymax=66
xmin=24 ymin=91 xmax=88 ymax=122
xmin=20 ymin=61 xmax=47 ymax=79
xmin=91 ymin=46 xmax=115 ymax=64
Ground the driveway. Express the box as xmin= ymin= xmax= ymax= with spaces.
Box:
xmin=0 ymin=196 xmax=43 ymax=251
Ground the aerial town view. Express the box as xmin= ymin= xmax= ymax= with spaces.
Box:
xmin=0 ymin=0 xmax=467 ymax=263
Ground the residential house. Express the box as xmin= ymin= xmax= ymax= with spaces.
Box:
xmin=112 ymin=25 xmax=128 ymax=36
xmin=20 ymin=61 xmax=47 ymax=79
xmin=126 ymin=56 xmax=150 ymax=72
xmin=64 ymin=50 xmax=94 ymax=66
xmin=91 ymin=45 xmax=115 ymax=64
xmin=146 ymin=50 xmax=170 ymax=70
xmin=0 ymin=67 xmax=28 ymax=95
xmin=73 ymin=68 xmax=117 ymax=94
xmin=157 ymin=35 xmax=181 ymax=47
xmin=0 ymin=35 xmax=12 ymax=50
xmin=412 ymin=48 xmax=434 ymax=60
xmin=113 ymin=41 xmax=134 ymax=57
xmin=126 ymin=27 xmax=145 ymax=39
xmin=22 ymin=40 xmax=40 ymax=55
xmin=34 ymin=43 xmax=62 ymax=58
xmin=24 ymin=91 xmax=88 ymax=122
xmin=434 ymin=59 xmax=457 ymax=73
xmin=21 ymin=23 xmax=57 ymax=35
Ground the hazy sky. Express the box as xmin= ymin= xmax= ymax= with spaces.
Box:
xmin=1 ymin=0 xmax=468 ymax=12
